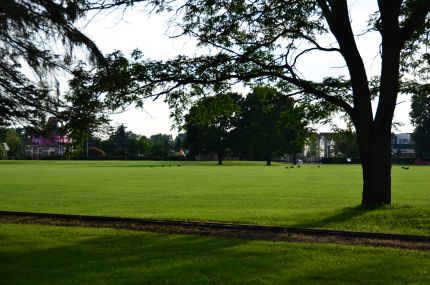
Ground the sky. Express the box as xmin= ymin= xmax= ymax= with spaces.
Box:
xmin=78 ymin=0 xmax=415 ymax=137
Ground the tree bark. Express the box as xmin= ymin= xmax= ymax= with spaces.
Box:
xmin=357 ymin=124 xmax=392 ymax=207
xmin=356 ymin=1 xmax=402 ymax=207
xmin=320 ymin=1 xmax=403 ymax=207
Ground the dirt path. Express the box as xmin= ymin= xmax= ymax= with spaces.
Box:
xmin=1 ymin=211 xmax=429 ymax=251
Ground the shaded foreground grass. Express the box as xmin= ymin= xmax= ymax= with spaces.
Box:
xmin=0 ymin=161 xmax=428 ymax=235
xmin=1 ymin=223 xmax=429 ymax=285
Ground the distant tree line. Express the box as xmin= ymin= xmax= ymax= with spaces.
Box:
xmin=81 ymin=126 xmax=186 ymax=160
xmin=0 ymin=125 xmax=185 ymax=160
xmin=1 ymin=83 xmax=428 ymax=162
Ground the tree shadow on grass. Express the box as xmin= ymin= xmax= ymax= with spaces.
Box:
xmin=1 ymin=225 xmax=429 ymax=285
xmin=0 ymin=230 xmax=274 ymax=285
xmin=291 ymin=205 xmax=374 ymax=229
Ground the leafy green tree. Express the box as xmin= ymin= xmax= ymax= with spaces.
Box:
xmin=410 ymin=88 xmax=430 ymax=158
xmin=332 ymin=129 xmax=360 ymax=158
xmin=15 ymin=127 xmax=32 ymax=147
xmin=305 ymin=133 xmax=319 ymax=162
xmin=125 ymin=131 xmax=141 ymax=157
xmin=98 ymin=125 xmax=129 ymax=157
xmin=0 ymin=144 xmax=5 ymax=159
xmin=0 ymin=128 xmax=7 ymax=142
xmin=111 ymin=125 xmax=129 ymax=157
xmin=184 ymin=92 xmax=241 ymax=165
xmin=97 ymin=0 xmax=430 ymax=206
xmin=4 ymin=129 xmax=23 ymax=158
xmin=236 ymin=86 xmax=307 ymax=165
xmin=148 ymin=134 xmax=174 ymax=159
xmin=137 ymin=135 xmax=152 ymax=157
xmin=95 ymin=129 xmax=175 ymax=159
xmin=61 ymin=65 xmax=112 ymax=155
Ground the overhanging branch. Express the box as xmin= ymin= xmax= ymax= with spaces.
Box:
xmin=399 ymin=0 xmax=430 ymax=46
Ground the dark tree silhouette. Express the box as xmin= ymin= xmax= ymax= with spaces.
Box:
xmin=0 ymin=0 xmax=104 ymax=125
xmin=184 ymin=92 xmax=241 ymax=165
xmin=237 ymin=86 xmax=307 ymax=166
xmin=331 ymin=129 xmax=360 ymax=158
xmin=410 ymin=85 xmax=430 ymax=158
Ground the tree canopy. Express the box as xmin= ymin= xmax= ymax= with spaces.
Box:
xmin=410 ymin=85 xmax=430 ymax=158
xmin=235 ymin=86 xmax=308 ymax=165
xmin=331 ymin=129 xmax=360 ymax=158
xmin=60 ymin=64 xmax=113 ymax=154
xmin=184 ymin=92 xmax=241 ymax=165
xmin=0 ymin=0 xmax=104 ymax=125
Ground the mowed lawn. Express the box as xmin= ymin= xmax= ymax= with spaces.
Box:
xmin=1 ymin=223 xmax=429 ymax=285
xmin=0 ymin=160 xmax=428 ymax=235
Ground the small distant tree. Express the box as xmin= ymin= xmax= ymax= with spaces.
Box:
xmin=410 ymin=88 xmax=430 ymax=158
xmin=61 ymin=65 xmax=112 ymax=156
xmin=184 ymin=93 xmax=241 ymax=165
xmin=111 ymin=125 xmax=129 ymax=157
xmin=126 ymin=131 xmax=141 ymax=157
xmin=4 ymin=129 xmax=23 ymax=158
xmin=137 ymin=135 xmax=152 ymax=157
xmin=148 ymin=134 xmax=174 ymax=159
xmin=332 ymin=129 xmax=360 ymax=158
xmin=305 ymin=133 xmax=319 ymax=162
xmin=0 ymin=144 xmax=5 ymax=159
xmin=15 ymin=128 xmax=32 ymax=147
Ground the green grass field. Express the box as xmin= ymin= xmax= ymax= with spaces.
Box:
xmin=1 ymin=223 xmax=429 ymax=285
xmin=0 ymin=160 xmax=428 ymax=235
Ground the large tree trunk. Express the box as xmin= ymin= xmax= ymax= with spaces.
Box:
xmin=358 ymin=124 xmax=392 ymax=207
xmin=357 ymin=3 xmax=401 ymax=207
xmin=317 ymin=1 xmax=420 ymax=207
